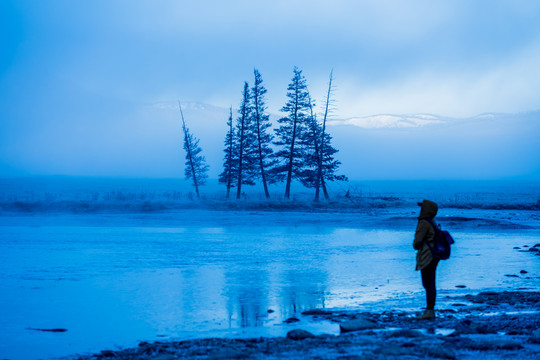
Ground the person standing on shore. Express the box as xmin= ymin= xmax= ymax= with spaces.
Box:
xmin=413 ymin=199 xmax=439 ymax=320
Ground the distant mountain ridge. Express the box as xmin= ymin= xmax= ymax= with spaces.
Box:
xmin=153 ymin=100 xmax=539 ymax=129
xmin=328 ymin=113 xmax=446 ymax=128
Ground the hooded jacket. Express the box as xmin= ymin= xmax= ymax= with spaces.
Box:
xmin=413 ymin=200 xmax=438 ymax=270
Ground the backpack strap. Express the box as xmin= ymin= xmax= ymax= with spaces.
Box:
xmin=422 ymin=218 xmax=439 ymax=256
xmin=423 ymin=218 xmax=440 ymax=234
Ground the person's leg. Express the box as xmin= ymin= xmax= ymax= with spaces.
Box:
xmin=421 ymin=258 xmax=439 ymax=310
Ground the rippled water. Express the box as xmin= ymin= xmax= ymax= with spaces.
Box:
xmin=0 ymin=213 xmax=539 ymax=359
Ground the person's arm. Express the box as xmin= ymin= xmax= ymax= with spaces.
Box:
xmin=413 ymin=220 xmax=428 ymax=250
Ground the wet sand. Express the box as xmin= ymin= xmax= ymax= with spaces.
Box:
xmin=73 ymin=291 xmax=540 ymax=360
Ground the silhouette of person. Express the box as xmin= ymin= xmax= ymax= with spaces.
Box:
xmin=413 ymin=199 xmax=439 ymax=319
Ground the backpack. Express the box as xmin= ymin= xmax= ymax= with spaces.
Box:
xmin=424 ymin=218 xmax=455 ymax=260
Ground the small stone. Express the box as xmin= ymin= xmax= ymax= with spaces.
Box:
xmin=286 ymin=329 xmax=315 ymax=340
xmin=513 ymin=247 xmax=520 ymax=249
xmin=451 ymin=303 xmax=467 ymax=307
xmin=424 ymin=346 xmax=456 ymax=359
xmin=208 ymin=349 xmax=247 ymax=359
xmin=466 ymin=337 xmax=523 ymax=350
xmin=528 ymin=247 xmax=539 ymax=252
xmin=533 ymin=243 xmax=540 ymax=248
xmin=504 ymin=274 xmax=519 ymax=277
xmin=374 ymin=344 xmax=414 ymax=357
xmin=100 ymin=350 xmax=115 ymax=357
xmin=475 ymin=325 xmax=496 ymax=334
xmin=455 ymin=285 xmax=467 ymax=288
xmin=387 ymin=329 xmax=425 ymax=338
xmin=520 ymin=270 xmax=528 ymax=274
xmin=339 ymin=317 xmax=378 ymax=333
xmin=267 ymin=309 xmax=274 ymax=313
xmin=531 ymin=328 xmax=540 ymax=344
xmin=283 ymin=317 xmax=300 ymax=323
xmin=152 ymin=356 xmax=176 ymax=360
xmin=301 ymin=309 xmax=331 ymax=315
xmin=27 ymin=327 xmax=68 ymax=332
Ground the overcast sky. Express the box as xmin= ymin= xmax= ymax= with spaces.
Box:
xmin=1 ymin=0 xmax=539 ymax=179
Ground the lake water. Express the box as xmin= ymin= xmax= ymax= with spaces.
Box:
xmin=0 ymin=212 xmax=539 ymax=359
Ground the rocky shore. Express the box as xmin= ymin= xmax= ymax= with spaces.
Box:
xmin=74 ymin=291 xmax=540 ymax=360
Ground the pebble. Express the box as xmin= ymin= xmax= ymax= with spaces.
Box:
xmin=465 ymin=336 xmax=524 ymax=350
xmin=340 ymin=318 xmax=378 ymax=333
xmin=531 ymin=329 xmax=540 ymax=344
xmin=286 ymin=329 xmax=315 ymax=340
xmin=423 ymin=346 xmax=456 ymax=359
xmin=301 ymin=309 xmax=331 ymax=315
xmin=283 ymin=317 xmax=300 ymax=323
xmin=27 ymin=328 xmax=68 ymax=332
xmin=208 ymin=348 xmax=247 ymax=359
xmin=386 ymin=329 xmax=425 ymax=338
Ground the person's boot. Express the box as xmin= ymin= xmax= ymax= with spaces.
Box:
xmin=416 ymin=309 xmax=435 ymax=320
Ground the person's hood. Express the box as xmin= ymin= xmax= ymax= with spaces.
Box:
xmin=418 ymin=199 xmax=438 ymax=219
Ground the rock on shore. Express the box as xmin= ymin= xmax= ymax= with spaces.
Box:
xmin=74 ymin=291 xmax=540 ymax=360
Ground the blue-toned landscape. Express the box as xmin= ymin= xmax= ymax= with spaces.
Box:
xmin=2 ymin=1 xmax=540 ymax=359
xmin=1 ymin=178 xmax=539 ymax=359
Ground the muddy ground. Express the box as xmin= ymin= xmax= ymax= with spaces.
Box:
xmin=73 ymin=291 xmax=540 ymax=360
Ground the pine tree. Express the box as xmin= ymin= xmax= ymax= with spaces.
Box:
xmin=251 ymin=69 xmax=275 ymax=199
xmin=272 ymin=67 xmax=311 ymax=199
xmin=235 ymin=82 xmax=256 ymax=199
xmin=218 ymin=107 xmax=236 ymax=198
xmin=297 ymin=95 xmax=322 ymax=190
xmin=179 ymin=101 xmax=209 ymax=199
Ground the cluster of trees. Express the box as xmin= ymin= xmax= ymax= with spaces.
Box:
xmin=180 ymin=67 xmax=347 ymax=201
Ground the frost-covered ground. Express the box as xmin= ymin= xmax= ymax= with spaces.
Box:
xmin=0 ymin=178 xmax=538 ymax=359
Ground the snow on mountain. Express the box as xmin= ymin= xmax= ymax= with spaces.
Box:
xmin=149 ymin=101 xmax=225 ymax=112
xmin=328 ymin=113 xmax=446 ymax=128
xmin=146 ymin=102 xmax=539 ymax=180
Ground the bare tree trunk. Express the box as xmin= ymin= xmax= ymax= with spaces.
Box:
xmin=316 ymin=71 xmax=333 ymax=201
xmin=179 ymin=102 xmax=200 ymax=199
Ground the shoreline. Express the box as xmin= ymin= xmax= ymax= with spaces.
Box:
xmin=73 ymin=290 xmax=540 ymax=359
xmin=1 ymin=207 xmax=539 ymax=232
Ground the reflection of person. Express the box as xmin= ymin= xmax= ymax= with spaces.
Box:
xmin=413 ymin=200 xmax=439 ymax=320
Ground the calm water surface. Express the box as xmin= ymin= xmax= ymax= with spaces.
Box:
xmin=0 ymin=214 xmax=538 ymax=359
